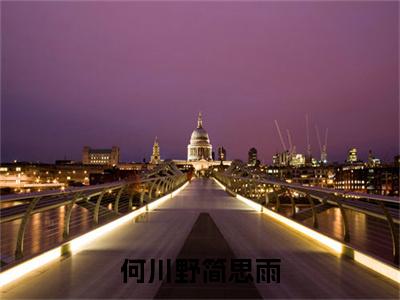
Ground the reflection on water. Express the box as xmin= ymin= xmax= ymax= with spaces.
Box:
xmin=302 ymin=207 xmax=397 ymax=265
xmin=0 ymin=204 xmax=95 ymax=268
xmin=0 ymin=201 xmax=29 ymax=209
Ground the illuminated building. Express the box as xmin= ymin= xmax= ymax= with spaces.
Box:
xmin=290 ymin=154 xmax=306 ymax=167
xmin=335 ymin=164 xmax=399 ymax=196
xmin=266 ymin=165 xmax=335 ymax=187
xmin=150 ymin=137 xmax=161 ymax=164
xmin=367 ymin=150 xmax=381 ymax=167
xmin=0 ymin=162 xmax=106 ymax=194
xmin=346 ymin=148 xmax=359 ymax=164
xmin=272 ymin=151 xmax=305 ymax=167
xmin=187 ymin=112 xmax=213 ymax=161
xmin=335 ymin=164 xmax=366 ymax=192
xmin=82 ymin=146 xmax=120 ymax=166
xmin=272 ymin=151 xmax=290 ymax=167
xmin=173 ymin=113 xmax=233 ymax=172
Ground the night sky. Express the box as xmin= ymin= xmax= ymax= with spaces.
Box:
xmin=1 ymin=1 xmax=398 ymax=164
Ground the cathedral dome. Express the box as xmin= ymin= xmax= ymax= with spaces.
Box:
xmin=187 ymin=112 xmax=213 ymax=161
xmin=190 ymin=127 xmax=210 ymax=144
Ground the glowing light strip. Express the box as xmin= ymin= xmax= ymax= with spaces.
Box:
xmin=0 ymin=182 xmax=189 ymax=288
xmin=213 ymin=177 xmax=400 ymax=284
xmin=354 ymin=251 xmax=400 ymax=283
xmin=234 ymin=193 xmax=343 ymax=254
xmin=70 ymin=182 xmax=188 ymax=253
xmin=214 ymin=179 xmax=226 ymax=191
xmin=0 ymin=248 xmax=60 ymax=288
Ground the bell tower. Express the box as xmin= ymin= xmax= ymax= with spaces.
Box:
xmin=150 ymin=137 xmax=161 ymax=164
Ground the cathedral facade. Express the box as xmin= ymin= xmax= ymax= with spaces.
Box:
xmin=187 ymin=113 xmax=213 ymax=161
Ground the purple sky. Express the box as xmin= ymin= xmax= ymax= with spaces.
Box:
xmin=1 ymin=1 xmax=399 ymax=164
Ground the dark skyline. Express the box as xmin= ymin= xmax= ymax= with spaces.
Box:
xmin=1 ymin=1 xmax=399 ymax=164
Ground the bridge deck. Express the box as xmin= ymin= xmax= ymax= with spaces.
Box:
xmin=1 ymin=179 xmax=398 ymax=298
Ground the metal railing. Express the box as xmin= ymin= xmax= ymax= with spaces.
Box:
xmin=0 ymin=162 xmax=188 ymax=268
xmin=214 ymin=162 xmax=400 ymax=265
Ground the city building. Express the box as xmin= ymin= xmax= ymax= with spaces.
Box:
xmin=173 ymin=113 xmax=232 ymax=172
xmin=266 ymin=165 xmax=335 ymax=187
xmin=218 ymin=146 xmax=226 ymax=161
xmin=187 ymin=112 xmax=213 ymax=161
xmin=248 ymin=148 xmax=259 ymax=167
xmin=272 ymin=151 xmax=306 ymax=168
xmin=367 ymin=150 xmax=381 ymax=167
xmin=272 ymin=151 xmax=290 ymax=167
xmin=150 ymin=137 xmax=161 ymax=164
xmin=82 ymin=146 xmax=120 ymax=166
xmin=0 ymin=161 xmax=153 ymax=194
xmin=335 ymin=164 xmax=399 ymax=196
xmin=346 ymin=148 xmax=359 ymax=164
xmin=0 ymin=162 xmax=103 ymax=194
xmin=290 ymin=153 xmax=306 ymax=167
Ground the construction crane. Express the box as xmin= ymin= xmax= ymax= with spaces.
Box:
xmin=305 ymin=114 xmax=312 ymax=158
xmin=286 ymin=129 xmax=293 ymax=154
xmin=315 ymin=125 xmax=322 ymax=159
xmin=315 ymin=125 xmax=329 ymax=164
xmin=321 ymin=128 xmax=328 ymax=163
xmin=274 ymin=120 xmax=287 ymax=151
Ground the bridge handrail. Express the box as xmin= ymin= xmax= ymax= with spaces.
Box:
xmin=238 ymin=176 xmax=400 ymax=204
xmin=0 ymin=162 xmax=188 ymax=266
xmin=0 ymin=176 xmax=174 ymax=203
xmin=0 ymin=174 xmax=184 ymax=222
xmin=214 ymin=170 xmax=399 ymax=265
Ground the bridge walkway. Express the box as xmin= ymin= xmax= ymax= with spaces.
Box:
xmin=1 ymin=178 xmax=398 ymax=298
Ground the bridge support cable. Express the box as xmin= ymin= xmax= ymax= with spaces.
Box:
xmin=127 ymin=184 xmax=137 ymax=211
xmin=63 ymin=192 xmax=83 ymax=239
xmin=379 ymin=201 xmax=399 ymax=265
xmin=93 ymin=190 xmax=107 ymax=225
xmin=140 ymin=182 xmax=149 ymax=205
xmin=306 ymin=194 xmax=319 ymax=229
xmin=287 ymin=189 xmax=297 ymax=218
xmin=332 ymin=196 xmax=350 ymax=243
xmin=114 ymin=186 xmax=125 ymax=214
xmin=15 ymin=197 xmax=42 ymax=260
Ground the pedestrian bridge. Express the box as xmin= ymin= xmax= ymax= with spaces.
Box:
xmin=1 ymin=178 xmax=399 ymax=298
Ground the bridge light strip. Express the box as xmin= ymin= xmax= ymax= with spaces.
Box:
xmin=353 ymin=251 xmax=400 ymax=283
xmin=234 ymin=193 xmax=343 ymax=254
xmin=70 ymin=182 xmax=188 ymax=253
xmin=213 ymin=177 xmax=400 ymax=284
xmin=0 ymin=248 xmax=61 ymax=289
xmin=0 ymin=182 xmax=189 ymax=288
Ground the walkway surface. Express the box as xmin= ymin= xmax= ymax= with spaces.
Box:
xmin=1 ymin=179 xmax=399 ymax=298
